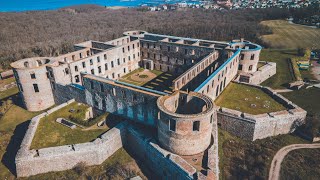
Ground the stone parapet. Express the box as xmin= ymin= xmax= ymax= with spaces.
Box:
xmin=217 ymin=83 xmax=307 ymax=141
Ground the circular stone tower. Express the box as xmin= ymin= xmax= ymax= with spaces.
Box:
xmin=11 ymin=57 xmax=57 ymax=111
xmin=231 ymin=40 xmax=262 ymax=73
xmin=157 ymin=91 xmax=216 ymax=155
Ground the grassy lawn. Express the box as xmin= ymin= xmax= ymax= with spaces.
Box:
xmin=260 ymin=49 xmax=302 ymax=89
xmin=30 ymin=102 xmax=111 ymax=149
xmin=218 ymin=129 xmax=308 ymax=180
xmin=0 ymin=97 xmax=145 ymax=179
xmin=119 ymin=68 xmax=164 ymax=86
xmin=0 ymin=77 xmax=15 ymax=89
xmin=215 ymin=82 xmax=286 ymax=115
xmin=281 ymin=87 xmax=320 ymax=115
xmin=257 ymin=62 xmax=266 ymax=70
xmin=142 ymin=72 xmax=175 ymax=92
xmin=0 ymin=77 xmax=18 ymax=100
xmin=280 ymin=148 xmax=320 ymax=180
xmin=0 ymin=87 xmax=18 ymax=100
xmin=260 ymin=20 xmax=320 ymax=49
xmin=119 ymin=68 xmax=175 ymax=92
xmin=300 ymin=68 xmax=317 ymax=81
xmin=0 ymin=101 xmax=41 ymax=179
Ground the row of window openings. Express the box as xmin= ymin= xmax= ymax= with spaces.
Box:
xmin=142 ymin=52 xmax=194 ymax=64
xmin=122 ymin=43 xmax=139 ymax=53
xmin=169 ymin=115 xmax=213 ymax=132
xmin=238 ymin=64 xmax=253 ymax=71
xmin=74 ymin=53 xmax=138 ymax=72
xmin=68 ymin=42 xmax=139 ymax=62
xmin=240 ymin=54 xmax=255 ymax=60
xmin=142 ymin=43 xmax=196 ymax=55
xmin=111 ymin=37 xmax=130 ymax=45
xmin=90 ymin=82 xmax=140 ymax=101
xmin=75 ymin=65 xmax=130 ymax=83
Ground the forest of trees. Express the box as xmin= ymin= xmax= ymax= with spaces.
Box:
xmin=0 ymin=5 xmax=304 ymax=69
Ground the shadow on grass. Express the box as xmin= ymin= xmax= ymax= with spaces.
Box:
xmin=142 ymin=72 xmax=176 ymax=92
xmin=1 ymin=120 xmax=31 ymax=177
xmin=124 ymin=148 xmax=158 ymax=180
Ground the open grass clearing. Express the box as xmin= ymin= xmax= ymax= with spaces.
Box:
xmin=0 ymin=77 xmax=15 ymax=89
xmin=281 ymin=87 xmax=320 ymax=115
xmin=215 ymin=82 xmax=286 ymax=115
xmin=119 ymin=68 xmax=163 ymax=86
xmin=260 ymin=20 xmax=320 ymax=49
xmin=0 ymin=100 xmax=41 ymax=179
xmin=260 ymin=49 xmax=302 ymax=89
xmin=280 ymin=148 xmax=320 ymax=180
xmin=0 ymin=97 xmax=144 ymax=179
xmin=30 ymin=102 xmax=122 ymax=149
xmin=218 ymin=129 xmax=309 ymax=180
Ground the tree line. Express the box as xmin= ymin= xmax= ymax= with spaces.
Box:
xmin=0 ymin=5 xmax=309 ymax=69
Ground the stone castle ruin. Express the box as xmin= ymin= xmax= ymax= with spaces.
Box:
xmin=11 ymin=31 xmax=306 ymax=179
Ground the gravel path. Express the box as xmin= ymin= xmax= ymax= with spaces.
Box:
xmin=268 ymin=143 xmax=320 ymax=180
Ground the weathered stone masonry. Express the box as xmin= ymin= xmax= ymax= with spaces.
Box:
xmin=12 ymin=30 xmax=307 ymax=179
xmin=217 ymin=82 xmax=307 ymax=141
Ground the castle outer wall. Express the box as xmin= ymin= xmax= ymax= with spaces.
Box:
xmin=216 ymin=83 xmax=307 ymax=140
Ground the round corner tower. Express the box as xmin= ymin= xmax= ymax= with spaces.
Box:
xmin=11 ymin=57 xmax=56 ymax=111
xmin=156 ymin=91 xmax=216 ymax=155
xmin=231 ymin=40 xmax=262 ymax=73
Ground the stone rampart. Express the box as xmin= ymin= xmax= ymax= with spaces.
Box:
xmin=125 ymin=125 xmax=197 ymax=179
xmin=16 ymin=111 xmax=127 ymax=177
xmin=217 ymin=83 xmax=307 ymax=141
xmin=83 ymin=75 xmax=162 ymax=127
xmin=239 ymin=61 xmax=277 ymax=84
xmin=53 ymin=83 xmax=86 ymax=105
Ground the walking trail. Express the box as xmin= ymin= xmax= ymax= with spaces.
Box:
xmin=268 ymin=143 xmax=320 ymax=180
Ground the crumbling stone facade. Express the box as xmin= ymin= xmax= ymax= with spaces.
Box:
xmin=12 ymin=31 xmax=306 ymax=179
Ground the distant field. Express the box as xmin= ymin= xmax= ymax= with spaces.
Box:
xmin=260 ymin=20 xmax=320 ymax=49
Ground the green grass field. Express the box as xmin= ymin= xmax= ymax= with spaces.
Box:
xmin=0 ymin=77 xmax=18 ymax=100
xmin=119 ymin=68 xmax=163 ymax=86
xmin=260 ymin=20 xmax=320 ymax=49
xmin=218 ymin=129 xmax=308 ymax=180
xmin=0 ymin=97 xmax=145 ymax=179
xmin=281 ymin=87 xmax=320 ymax=115
xmin=0 ymin=103 xmax=41 ymax=179
xmin=280 ymin=148 xmax=320 ymax=180
xmin=260 ymin=49 xmax=304 ymax=89
xmin=30 ymin=102 xmax=111 ymax=149
xmin=215 ymin=82 xmax=286 ymax=114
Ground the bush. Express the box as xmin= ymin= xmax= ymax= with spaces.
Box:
xmin=73 ymin=162 xmax=86 ymax=175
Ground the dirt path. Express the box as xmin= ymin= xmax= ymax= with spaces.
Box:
xmin=268 ymin=143 xmax=320 ymax=180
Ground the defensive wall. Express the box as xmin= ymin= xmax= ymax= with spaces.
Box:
xmin=216 ymin=82 xmax=307 ymax=141
xmin=83 ymin=74 xmax=165 ymax=126
xmin=238 ymin=61 xmax=277 ymax=84
xmin=172 ymin=51 xmax=219 ymax=90
xmin=139 ymin=33 xmax=226 ymax=74
xmin=53 ymin=83 xmax=87 ymax=105
xmin=157 ymin=91 xmax=216 ymax=155
xmin=16 ymin=98 xmax=215 ymax=179
xmin=194 ymin=49 xmax=241 ymax=101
